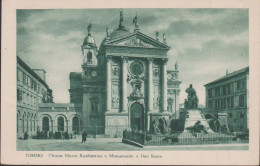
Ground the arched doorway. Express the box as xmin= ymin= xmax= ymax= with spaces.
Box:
xmin=130 ymin=102 xmax=144 ymax=131
xmin=57 ymin=117 xmax=64 ymax=131
xmin=72 ymin=116 xmax=79 ymax=134
xmin=42 ymin=116 xmax=50 ymax=131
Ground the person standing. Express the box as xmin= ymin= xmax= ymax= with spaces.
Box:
xmin=81 ymin=130 xmax=87 ymax=143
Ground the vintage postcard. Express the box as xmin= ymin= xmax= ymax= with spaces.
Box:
xmin=1 ymin=0 xmax=260 ymax=165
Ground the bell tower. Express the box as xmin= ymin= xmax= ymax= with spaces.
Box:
xmin=81 ymin=23 xmax=98 ymax=66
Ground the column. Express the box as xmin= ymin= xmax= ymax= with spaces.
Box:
xmin=148 ymin=58 xmax=154 ymax=112
xmin=122 ymin=56 xmax=128 ymax=112
xmin=162 ymin=58 xmax=168 ymax=112
xmin=106 ymin=56 xmax=112 ymax=112
xmin=52 ymin=120 xmax=56 ymax=132
xmin=66 ymin=120 xmax=69 ymax=132
xmin=82 ymin=90 xmax=88 ymax=130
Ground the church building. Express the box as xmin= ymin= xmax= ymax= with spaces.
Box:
xmin=69 ymin=11 xmax=181 ymax=136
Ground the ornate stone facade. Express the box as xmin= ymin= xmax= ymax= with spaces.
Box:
xmin=69 ymin=12 xmax=181 ymax=136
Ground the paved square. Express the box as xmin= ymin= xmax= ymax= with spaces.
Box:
xmin=17 ymin=138 xmax=249 ymax=151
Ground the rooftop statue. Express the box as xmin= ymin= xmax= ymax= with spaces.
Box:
xmin=87 ymin=23 xmax=92 ymax=35
xmin=185 ymin=84 xmax=199 ymax=109
xmin=133 ymin=12 xmax=139 ymax=29
xmin=119 ymin=10 xmax=124 ymax=26
xmin=106 ymin=27 xmax=109 ymax=37
xmin=163 ymin=33 xmax=167 ymax=44
xmin=175 ymin=61 xmax=178 ymax=70
xmin=155 ymin=31 xmax=159 ymax=40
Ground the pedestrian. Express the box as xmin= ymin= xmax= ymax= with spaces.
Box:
xmin=81 ymin=130 xmax=87 ymax=143
xmin=24 ymin=131 xmax=28 ymax=140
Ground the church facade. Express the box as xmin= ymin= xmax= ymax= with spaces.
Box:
xmin=69 ymin=12 xmax=181 ymax=135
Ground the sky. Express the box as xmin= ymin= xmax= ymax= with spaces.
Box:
xmin=17 ymin=9 xmax=249 ymax=105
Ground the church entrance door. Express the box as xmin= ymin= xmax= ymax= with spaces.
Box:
xmin=130 ymin=102 xmax=144 ymax=131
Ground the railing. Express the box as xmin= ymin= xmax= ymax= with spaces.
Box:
xmin=144 ymin=133 xmax=234 ymax=146
xmin=123 ymin=130 xmax=236 ymax=146
xmin=123 ymin=130 xmax=145 ymax=145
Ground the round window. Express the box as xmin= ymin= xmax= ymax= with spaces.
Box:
xmin=130 ymin=61 xmax=144 ymax=76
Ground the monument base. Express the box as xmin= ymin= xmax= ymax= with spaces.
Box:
xmin=184 ymin=109 xmax=214 ymax=133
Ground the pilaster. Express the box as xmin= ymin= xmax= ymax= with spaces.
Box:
xmin=106 ymin=56 xmax=112 ymax=112
xmin=162 ymin=58 xmax=168 ymax=112
xmin=148 ymin=58 xmax=154 ymax=112
xmin=121 ymin=56 xmax=128 ymax=112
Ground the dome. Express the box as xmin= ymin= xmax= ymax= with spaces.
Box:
xmin=83 ymin=34 xmax=96 ymax=47
xmin=109 ymin=26 xmax=130 ymax=39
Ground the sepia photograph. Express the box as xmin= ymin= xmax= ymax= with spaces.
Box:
xmin=1 ymin=0 xmax=260 ymax=165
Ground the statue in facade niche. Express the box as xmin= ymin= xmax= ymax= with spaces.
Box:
xmin=185 ymin=84 xmax=199 ymax=109
xmin=131 ymin=84 xmax=142 ymax=99
xmin=112 ymin=97 xmax=119 ymax=108
xmin=112 ymin=66 xmax=119 ymax=76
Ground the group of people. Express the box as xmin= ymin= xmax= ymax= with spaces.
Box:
xmin=23 ymin=130 xmax=88 ymax=143
xmin=35 ymin=131 xmax=71 ymax=140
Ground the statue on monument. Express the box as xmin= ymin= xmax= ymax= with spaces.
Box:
xmin=185 ymin=84 xmax=199 ymax=109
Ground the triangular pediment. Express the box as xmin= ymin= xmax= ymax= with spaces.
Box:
xmin=105 ymin=32 xmax=170 ymax=50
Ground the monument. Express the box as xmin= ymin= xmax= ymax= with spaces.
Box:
xmin=183 ymin=84 xmax=213 ymax=133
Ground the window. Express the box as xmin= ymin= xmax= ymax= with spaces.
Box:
xmin=215 ymin=99 xmax=221 ymax=110
xmin=227 ymin=97 xmax=230 ymax=108
xmin=208 ymin=100 xmax=212 ymax=108
xmin=223 ymin=98 xmax=226 ymax=109
xmin=17 ymin=70 xmax=20 ymax=82
xmin=27 ymin=76 xmax=29 ymax=87
xmin=239 ymin=94 xmax=245 ymax=107
xmin=87 ymin=51 xmax=92 ymax=63
xmin=23 ymin=73 xmax=26 ymax=84
xmin=27 ymin=94 xmax=30 ymax=104
xmin=227 ymin=84 xmax=231 ymax=94
xmin=34 ymin=81 xmax=37 ymax=91
xmin=242 ymin=80 xmax=245 ymax=90
xmin=208 ymin=89 xmax=212 ymax=98
xmin=17 ymin=89 xmax=22 ymax=101
xmin=30 ymin=78 xmax=33 ymax=89
xmin=237 ymin=81 xmax=240 ymax=90
xmin=221 ymin=98 xmax=224 ymax=109
xmin=231 ymin=96 xmax=234 ymax=108
xmin=215 ymin=87 xmax=220 ymax=96
xmin=223 ymin=85 xmax=226 ymax=95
